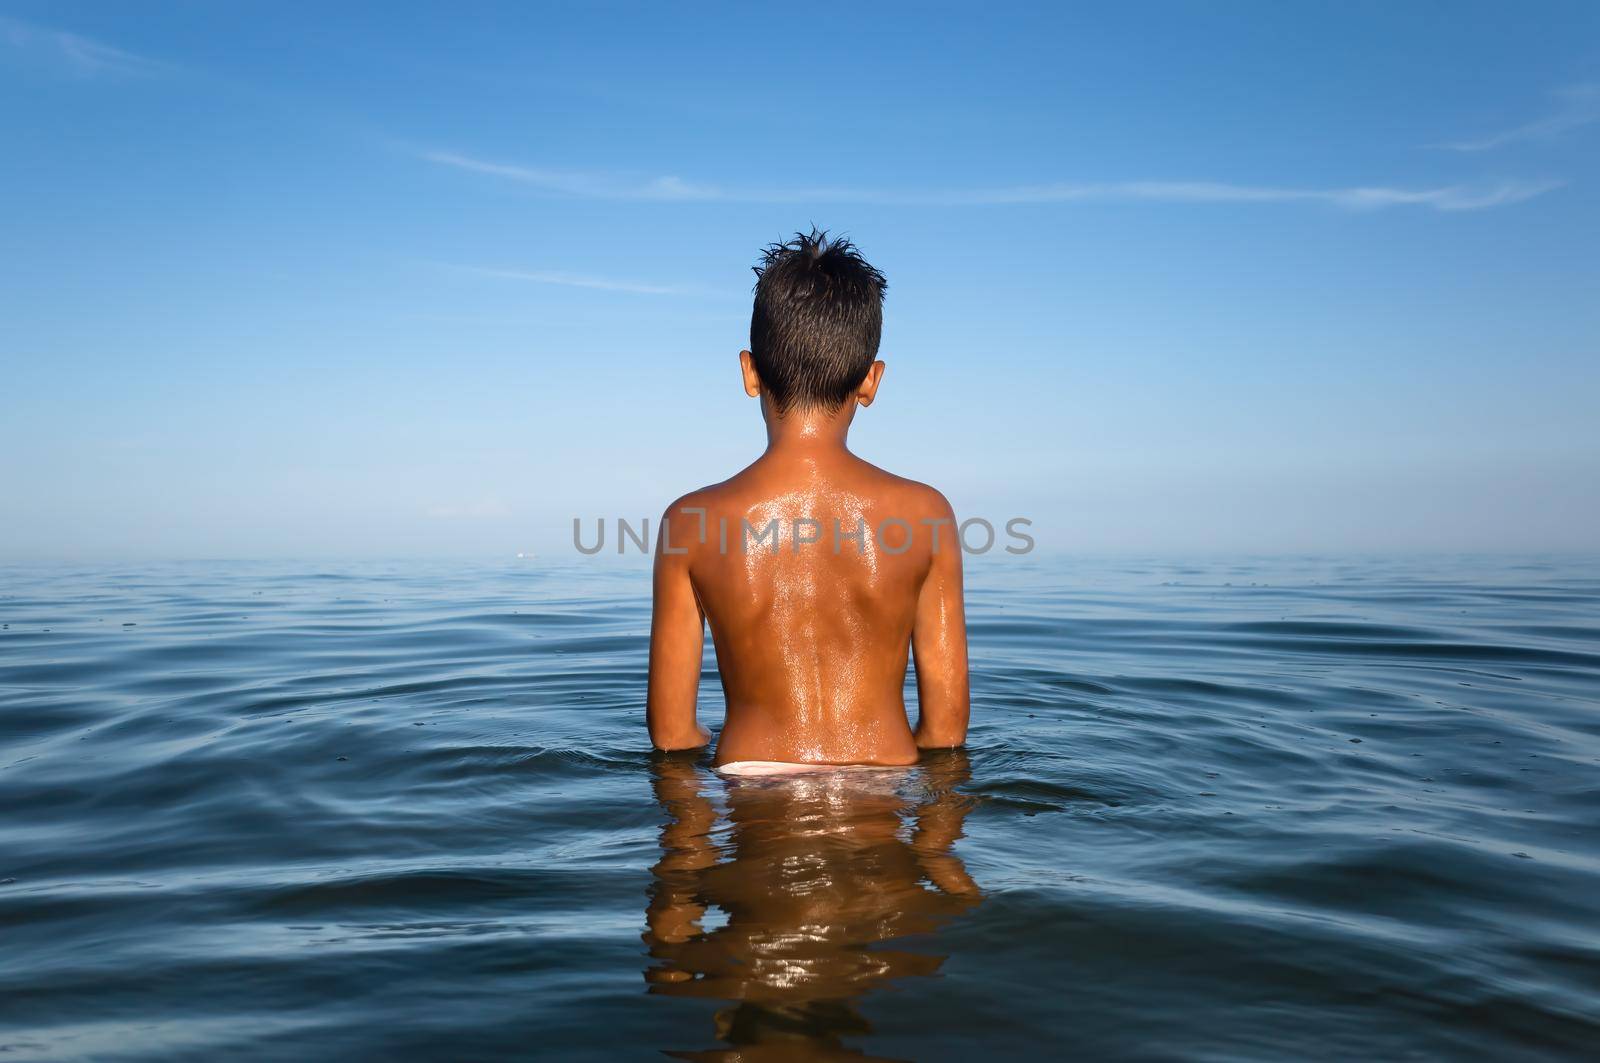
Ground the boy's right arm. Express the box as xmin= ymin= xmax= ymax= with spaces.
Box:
xmin=647 ymin=503 xmax=710 ymax=750
xmin=911 ymin=495 xmax=970 ymax=748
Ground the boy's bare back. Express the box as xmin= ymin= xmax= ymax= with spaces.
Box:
xmin=647 ymin=232 xmax=969 ymax=766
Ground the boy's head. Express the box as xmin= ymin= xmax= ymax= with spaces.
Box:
xmin=745 ymin=229 xmax=888 ymax=415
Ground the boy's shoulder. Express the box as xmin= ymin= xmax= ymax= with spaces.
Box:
xmin=657 ymin=476 xmax=740 ymax=521
xmin=847 ymin=458 xmax=956 ymax=521
xmin=657 ymin=464 xmax=956 ymax=563
xmin=662 ymin=461 xmax=952 ymax=520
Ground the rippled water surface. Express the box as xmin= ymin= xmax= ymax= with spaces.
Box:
xmin=2 ymin=556 xmax=1598 ymax=1060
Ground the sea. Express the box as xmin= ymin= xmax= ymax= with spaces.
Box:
xmin=2 ymin=555 xmax=1597 ymax=1060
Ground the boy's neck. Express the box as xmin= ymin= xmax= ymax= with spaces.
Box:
xmin=761 ymin=403 xmax=857 ymax=459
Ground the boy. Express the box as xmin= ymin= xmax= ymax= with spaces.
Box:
xmin=646 ymin=230 xmax=969 ymax=771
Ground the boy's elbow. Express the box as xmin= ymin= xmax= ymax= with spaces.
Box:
xmin=914 ymin=722 xmax=968 ymax=750
xmin=648 ymin=718 xmax=711 ymax=751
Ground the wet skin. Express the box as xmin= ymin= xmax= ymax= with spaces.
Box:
xmin=644 ymin=750 xmax=982 ymax=1060
xmin=647 ymin=353 xmax=970 ymax=766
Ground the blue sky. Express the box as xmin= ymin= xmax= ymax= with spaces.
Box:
xmin=2 ymin=2 xmax=1597 ymax=559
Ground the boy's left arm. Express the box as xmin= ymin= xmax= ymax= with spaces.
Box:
xmin=911 ymin=494 xmax=970 ymax=748
xmin=647 ymin=505 xmax=709 ymax=750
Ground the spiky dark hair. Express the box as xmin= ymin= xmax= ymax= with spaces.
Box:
xmin=748 ymin=228 xmax=888 ymax=414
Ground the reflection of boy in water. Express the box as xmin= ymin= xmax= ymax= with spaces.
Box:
xmin=644 ymin=750 xmax=981 ymax=1060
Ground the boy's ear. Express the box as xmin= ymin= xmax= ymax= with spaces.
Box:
xmin=738 ymin=350 xmax=762 ymax=398
xmin=856 ymin=360 xmax=886 ymax=407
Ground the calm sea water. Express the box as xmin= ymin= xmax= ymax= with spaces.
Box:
xmin=2 ymin=556 xmax=1598 ymax=1061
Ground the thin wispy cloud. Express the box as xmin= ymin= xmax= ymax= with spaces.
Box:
xmin=0 ymin=16 xmax=166 ymax=77
xmin=438 ymin=262 xmax=711 ymax=297
xmin=914 ymin=179 xmax=1561 ymax=211
xmin=421 ymin=149 xmax=1558 ymax=212
xmin=421 ymin=151 xmax=722 ymax=201
xmin=1433 ymin=84 xmax=1600 ymax=152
